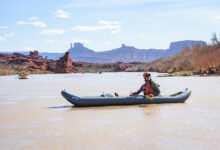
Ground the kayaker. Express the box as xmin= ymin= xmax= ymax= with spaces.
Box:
xmin=130 ymin=72 xmax=160 ymax=97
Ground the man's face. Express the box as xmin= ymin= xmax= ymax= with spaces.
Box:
xmin=145 ymin=75 xmax=151 ymax=81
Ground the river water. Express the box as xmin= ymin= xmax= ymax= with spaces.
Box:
xmin=0 ymin=72 xmax=220 ymax=150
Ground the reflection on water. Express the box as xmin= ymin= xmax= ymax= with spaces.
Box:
xmin=0 ymin=72 xmax=220 ymax=150
xmin=48 ymin=105 xmax=73 ymax=109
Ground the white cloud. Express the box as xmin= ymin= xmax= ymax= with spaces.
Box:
xmin=29 ymin=17 xmax=39 ymax=21
xmin=139 ymin=34 xmax=145 ymax=38
xmin=24 ymin=46 xmax=35 ymax=51
xmin=72 ymin=26 xmax=104 ymax=31
xmin=29 ymin=21 xmax=47 ymax=27
xmin=216 ymin=16 xmax=220 ymax=19
xmin=70 ymin=39 xmax=91 ymax=44
xmin=111 ymin=29 xmax=121 ymax=34
xmin=0 ymin=26 xmax=8 ymax=29
xmin=0 ymin=32 xmax=15 ymax=42
xmin=99 ymin=20 xmax=119 ymax=25
xmin=72 ymin=20 xmax=121 ymax=34
xmin=40 ymin=29 xmax=65 ymax=34
xmin=3 ymin=32 xmax=15 ymax=38
xmin=0 ymin=36 xmax=5 ymax=41
xmin=46 ymin=40 xmax=55 ymax=43
xmin=105 ymin=42 xmax=111 ymax=45
xmin=17 ymin=21 xmax=27 ymax=25
xmin=16 ymin=19 xmax=47 ymax=28
xmin=139 ymin=34 xmax=156 ymax=41
xmin=55 ymin=9 xmax=70 ymax=18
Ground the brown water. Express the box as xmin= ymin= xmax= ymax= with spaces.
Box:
xmin=0 ymin=72 xmax=220 ymax=150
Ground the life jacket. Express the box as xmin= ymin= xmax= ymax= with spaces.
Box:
xmin=143 ymin=82 xmax=154 ymax=95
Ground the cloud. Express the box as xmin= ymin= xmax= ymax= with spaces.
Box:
xmin=0 ymin=26 xmax=8 ymax=29
xmin=17 ymin=21 xmax=26 ymax=25
xmin=0 ymin=32 xmax=15 ymax=42
xmin=104 ymin=42 xmax=111 ymax=45
xmin=111 ymin=29 xmax=121 ymax=34
xmin=99 ymin=20 xmax=119 ymax=25
xmin=72 ymin=20 xmax=121 ymax=34
xmin=139 ymin=34 xmax=156 ymax=40
xmin=24 ymin=46 xmax=35 ymax=51
xmin=55 ymin=9 xmax=70 ymax=18
xmin=72 ymin=26 xmax=104 ymax=31
xmin=30 ymin=21 xmax=47 ymax=27
xmin=16 ymin=18 xmax=47 ymax=28
xmin=139 ymin=34 xmax=145 ymax=38
xmin=46 ymin=40 xmax=55 ymax=43
xmin=70 ymin=39 xmax=91 ymax=44
xmin=216 ymin=16 xmax=220 ymax=19
xmin=40 ymin=29 xmax=65 ymax=34
xmin=29 ymin=17 xmax=39 ymax=21
xmin=3 ymin=32 xmax=15 ymax=38
xmin=0 ymin=37 xmax=5 ymax=41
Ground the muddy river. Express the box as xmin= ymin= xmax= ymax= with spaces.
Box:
xmin=0 ymin=72 xmax=220 ymax=150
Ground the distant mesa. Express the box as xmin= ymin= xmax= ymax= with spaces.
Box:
xmin=67 ymin=40 xmax=207 ymax=63
xmin=73 ymin=42 xmax=84 ymax=48
xmin=1 ymin=40 xmax=207 ymax=63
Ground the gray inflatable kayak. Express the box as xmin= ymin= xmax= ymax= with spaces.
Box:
xmin=61 ymin=88 xmax=191 ymax=107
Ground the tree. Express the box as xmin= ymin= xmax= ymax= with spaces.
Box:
xmin=211 ymin=33 xmax=220 ymax=45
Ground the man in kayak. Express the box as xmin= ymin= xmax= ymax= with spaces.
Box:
xmin=130 ymin=72 xmax=160 ymax=97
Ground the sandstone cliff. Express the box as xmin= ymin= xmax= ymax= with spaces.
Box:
xmin=0 ymin=51 xmax=80 ymax=75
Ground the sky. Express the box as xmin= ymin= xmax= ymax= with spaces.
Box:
xmin=0 ymin=0 xmax=220 ymax=52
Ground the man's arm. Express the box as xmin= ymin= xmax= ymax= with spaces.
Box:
xmin=151 ymin=81 xmax=160 ymax=96
xmin=133 ymin=85 xmax=143 ymax=95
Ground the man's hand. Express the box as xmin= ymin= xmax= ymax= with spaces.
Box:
xmin=130 ymin=92 xmax=138 ymax=96
xmin=129 ymin=92 xmax=134 ymax=96
xmin=149 ymin=94 xmax=154 ymax=97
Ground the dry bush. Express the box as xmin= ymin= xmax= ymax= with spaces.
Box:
xmin=192 ymin=42 xmax=220 ymax=71
xmin=146 ymin=35 xmax=220 ymax=73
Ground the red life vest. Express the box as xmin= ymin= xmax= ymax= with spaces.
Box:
xmin=143 ymin=82 xmax=154 ymax=95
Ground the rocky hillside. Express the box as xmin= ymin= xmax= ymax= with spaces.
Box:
xmin=2 ymin=51 xmax=63 ymax=60
xmin=68 ymin=40 xmax=206 ymax=63
xmin=1 ymin=39 xmax=218 ymax=76
xmin=142 ymin=43 xmax=220 ymax=75
xmin=0 ymin=51 xmax=141 ymax=75
xmin=0 ymin=51 xmax=79 ymax=75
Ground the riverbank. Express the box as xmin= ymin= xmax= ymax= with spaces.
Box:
xmin=1 ymin=62 xmax=220 ymax=77
xmin=158 ymin=72 xmax=220 ymax=77
xmin=1 ymin=46 xmax=220 ymax=77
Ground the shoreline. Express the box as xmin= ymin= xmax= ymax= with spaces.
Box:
xmin=1 ymin=70 xmax=220 ymax=77
xmin=158 ymin=71 xmax=220 ymax=77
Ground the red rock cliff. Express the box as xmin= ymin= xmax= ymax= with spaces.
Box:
xmin=54 ymin=52 xmax=78 ymax=73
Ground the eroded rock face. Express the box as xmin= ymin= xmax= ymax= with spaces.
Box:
xmin=114 ymin=62 xmax=129 ymax=71
xmin=54 ymin=52 xmax=78 ymax=73
xmin=29 ymin=51 xmax=39 ymax=57
xmin=0 ymin=51 xmax=47 ymax=72
xmin=0 ymin=51 xmax=81 ymax=74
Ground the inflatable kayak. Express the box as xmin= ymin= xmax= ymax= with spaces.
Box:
xmin=61 ymin=88 xmax=191 ymax=107
xmin=18 ymin=74 xmax=30 ymax=79
xmin=19 ymin=76 xmax=30 ymax=79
